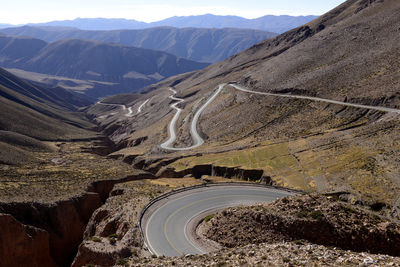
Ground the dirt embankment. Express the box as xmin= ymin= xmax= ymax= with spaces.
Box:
xmin=156 ymin=164 xmax=271 ymax=183
xmin=202 ymin=194 xmax=400 ymax=257
xmin=0 ymin=172 xmax=154 ymax=267
xmin=72 ymin=180 xmax=169 ymax=266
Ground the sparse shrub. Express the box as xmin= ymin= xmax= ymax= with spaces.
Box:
xmin=108 ymin=235 xmax=117 ymax=245
xmin=89 ymin=236 xmax=102 ymax=242
xmin=131 ymin=248 xmax=138 ymax=257
xmin=296 ymin=210 xmax=308 ymax=218
xmin=116 ymin=258 xmax=128 ymax=266
xmin=370 ymin=202 xmax=386 ymax=211
xmin=204 ymin=214 xmax=214 ymax=222
xmin=309 ymin=210 xmax=324 ymax=220
xmin=293 ymin=239 xmax=305 ymax=245
xmin=341 ymin=204 xmax=356 ymax=214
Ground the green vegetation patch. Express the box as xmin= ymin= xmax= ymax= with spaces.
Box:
xmin=204 ymin=214 xmax=215 ymax=222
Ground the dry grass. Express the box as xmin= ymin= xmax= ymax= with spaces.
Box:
xmin=0 ymin=141 xmax=136 ymax=203
xmin=167 ymin=120 xmax=400 ymax=205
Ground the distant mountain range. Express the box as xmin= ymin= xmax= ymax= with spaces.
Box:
xmin=0 ymin=14 xmax=318 ymax=33
xmin=0 ymin=26 xmax=275 ymax=63
xmin=148 ymin=14 xmax=318 ymax=34
xmin=0 ymin=36 xmax=208 ymax=98
xmin=0 ymin=24 xmax=12 ymax=29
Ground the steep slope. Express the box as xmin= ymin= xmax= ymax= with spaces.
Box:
xmin=89 ymin=0 xmax=400 ymax=210
xmin=0 ymin=68 xmax=97 ymax=164
xmin=26 ymin=15 xmax=317 ymax=33
xmin=0 ymin=37 xmax=209 ymax=97
xmin=0 ymin=67 xmax=90 ymax=108
xmin=0 ymin=26 xmax=276 ymax=63
xmin=0 ymin=36 xmax=46 ymax=62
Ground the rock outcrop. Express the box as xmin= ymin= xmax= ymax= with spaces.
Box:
xmin=203 ymin=194 xmax=400 ymax=256
xmin=0 ymin=173 xmax=154 ymax=266
xmin=0 ymin=213 xmax=56 ymax=267
xmin=0 ymin=192 xmax=102 ymax=266
xmin=156 ymin=164 xmax=269 ymax=182
xmin=72 ymin=180 xmax=167 ymax=266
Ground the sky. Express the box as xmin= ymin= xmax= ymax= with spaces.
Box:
xmin=0 ymin=0 xmax=347 ymax=25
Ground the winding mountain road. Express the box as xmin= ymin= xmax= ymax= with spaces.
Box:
xmin=137 ymin=99 xmax=150 ymax=114
xmin=230 ymin=84 xmax=400 ymax=115
xmin=160 ymin=83 xmax=400 ymax=151
xmin=96 ymin=98 xmax=149 ymax=117
xmin=160 ymin=84 xmax=224 ymax=151
xmin=142 ymin=184 xmax=296 ymax=257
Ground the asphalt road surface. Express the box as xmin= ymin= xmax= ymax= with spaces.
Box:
xmin=160 ymin=85 xmax=224 ymax=151
xmin=229 ymin=83 xmax=400 ymax=115
xmin=159 ymin=83 xmax=400 ymax=151
xmin=143 ymin=184 xmax=295 ymax=257
xmin=96 ymin=98 xmax=148 ymax=117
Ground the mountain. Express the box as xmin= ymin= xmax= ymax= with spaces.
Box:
xmin=0 ymin=67 xmax=96 ymax=164
xmin=89 ymin=0 xmax=400 ymax=207
xmin=0 ymin=26 xmax=276 ymax=63
xmin=0 ymin=36 xmax=209 ymax=98
xmin=0 ymin=35 xmax=47 ymax=61
xmin=0 ymin=24 xmax=12 ymax=29
xmin=30 ymin=18 xmax=147 ymax=31
xmin=27 ymin=15 xmax=317 ymax=33
xmin=150 ymin=14 xmax=318 ymax=33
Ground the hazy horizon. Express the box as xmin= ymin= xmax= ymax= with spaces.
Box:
xmin=1 ymin=0 xmax=346 ymax=25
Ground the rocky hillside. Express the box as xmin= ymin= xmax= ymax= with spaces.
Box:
xmin=0 ymin=36 xmax=209 ymax=97
xmin=1 ymin=26 xmax=276 ymax=63
xmin=134 ymin=194 xmax=400 ymax=266
xmin=0 ymin=67 xmax=96 ymax=165
xmin=203 ymin=194 xmax=400 ymax=256
xmin=133 ymin=241 xmax=400 ymax=266
xmin=87 ymin=0 xmax=400 ymax=212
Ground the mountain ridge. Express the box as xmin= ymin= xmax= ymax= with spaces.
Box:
xmin=0 ymin=35 xmax=209 ymax=98
xmin=0 ymin=26 xmax=276 ymax=63
xmin=19 ymin=14 xmax=318 ymax=33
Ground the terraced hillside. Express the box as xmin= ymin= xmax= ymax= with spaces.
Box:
xmin=88 ymin=0 xmax=400 ymax=213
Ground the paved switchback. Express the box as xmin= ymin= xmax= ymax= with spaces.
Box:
xmin=142 ymin=184 xmax=296 ymax=257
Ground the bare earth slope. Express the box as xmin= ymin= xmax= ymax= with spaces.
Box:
xmin=0 ymin=68 xmax=98 ymax=164
xmin=89 ymin=0 xmax=400 ymax=213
